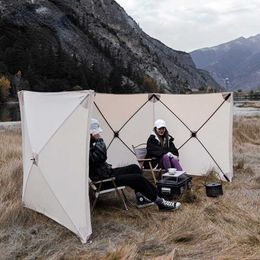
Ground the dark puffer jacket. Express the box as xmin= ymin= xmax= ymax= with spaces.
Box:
xmin=146 ymin=132 xmax=179 ymax=168
xmin=89 ymin=138 xmax=112 ymax=181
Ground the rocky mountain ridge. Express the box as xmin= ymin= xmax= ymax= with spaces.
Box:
xmin=0 ymin=0 xmax=219 ymax=94
xmin=190 ymin=34 xmax=260 ymax=91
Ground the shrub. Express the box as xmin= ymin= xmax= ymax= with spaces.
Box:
xmin=0 ymin=75 xmax=11 ymax=102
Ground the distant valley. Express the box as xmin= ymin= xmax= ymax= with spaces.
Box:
xmin=190 ymin=34 xmax=260 ymax=91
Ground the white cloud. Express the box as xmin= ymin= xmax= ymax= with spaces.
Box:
xmin=116 ymin=0 xmax=260 ymax=51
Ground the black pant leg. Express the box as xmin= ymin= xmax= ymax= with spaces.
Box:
xmin=112 ymin=164 xmax=142 ymax=177
xmin=112 ymin=164 xmax=158 ymax=201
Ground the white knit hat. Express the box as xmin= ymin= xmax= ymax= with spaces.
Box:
xmin=154 ymin=119 xmax=166 ymax=129
xmin=90 ymin=118 xmax=103 ymax=135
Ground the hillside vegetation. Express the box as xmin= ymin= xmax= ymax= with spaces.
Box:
xmin=0 ymin=116 xmax=259 ymax=259
xmin=0 ymin=0 xmax=219 ymax=100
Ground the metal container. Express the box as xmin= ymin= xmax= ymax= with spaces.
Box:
xmin=205 ymin=182 xmax=223 ymax=197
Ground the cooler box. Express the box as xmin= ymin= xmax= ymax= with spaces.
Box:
xmin=157 ymin=171 xmax=192 ymax=199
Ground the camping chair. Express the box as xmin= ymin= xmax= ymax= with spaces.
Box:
xmin=89 ymin=177 xmax=128 ymax=212
xmin=132 ymin=143 xmax=162 ymax=184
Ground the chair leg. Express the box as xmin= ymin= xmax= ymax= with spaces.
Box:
xmin=120 ymin=190 xmax=128 ymax=210
xmin=111 ymin=179 xmax=128 ymax=211
xmin=91 ymin=196 xmax=98 ymax=213
xmin=91 ymin=182 xmax=103 ymax=213
xmin=148 ymin=161 xmax=157 ymax=184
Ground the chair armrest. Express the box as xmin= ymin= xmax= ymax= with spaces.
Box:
xmin=138 ymin=158 xmax=152 ymax=162
xmin=93 ymin=177 xmax=116 ymax=184
xmin=89 ymin=181 xmax=97 ymax=191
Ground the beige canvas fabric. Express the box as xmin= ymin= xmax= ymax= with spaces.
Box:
xmin=18 ymin=91 xmax=233 ymax=244
xmin=93 ymin=93 xmax=233 ymax=181
xmin=18 ymin=90 xmax=94 ymax=243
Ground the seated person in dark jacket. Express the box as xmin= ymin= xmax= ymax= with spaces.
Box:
xmin=89 ymin=118 xmax=181 ymax=211
xmin=146 ymin=119 xmax=183 ymax=171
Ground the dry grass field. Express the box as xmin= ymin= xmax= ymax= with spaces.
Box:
xmin=0 ymin=116 xmax=259 ymax=259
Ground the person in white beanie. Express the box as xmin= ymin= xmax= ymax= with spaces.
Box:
xmin=89 ymin=118 xmax=181 ymax=211
xmin=146 ymin=119 xmax=183 ymax=171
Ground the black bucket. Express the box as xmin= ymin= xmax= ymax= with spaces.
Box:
xmin=205 ymin=182 xmax=223 ymax=197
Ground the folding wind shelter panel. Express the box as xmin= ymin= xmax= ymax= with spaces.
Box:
xmin=93 ymin=93 xmax=233 ymax=181
xmin=18 ymin=90 xmax=94 ymax=243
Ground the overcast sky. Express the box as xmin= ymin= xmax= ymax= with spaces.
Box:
xmin=116 ymin=0 xmax=260 ymax=52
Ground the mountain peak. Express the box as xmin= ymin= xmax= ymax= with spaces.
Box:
xmin=0 ymin=0 xmax=219 ymax=94
xmin=190 ymin=33 xmax=260 ymax=90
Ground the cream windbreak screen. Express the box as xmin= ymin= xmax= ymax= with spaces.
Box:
xmin=93 ymin=93 xmax=233 ymax=181
xmin=19 ymin=90 xmax=94 ymax=243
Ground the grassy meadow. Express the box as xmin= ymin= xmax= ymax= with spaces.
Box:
xmin=0 ymin=116 xmax=259 ymax=259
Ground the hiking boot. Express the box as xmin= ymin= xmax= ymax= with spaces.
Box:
xmin=157 ymin=199 xmax=181 ymax=211
xmin=136 ymin=194 xmax=154 ymax=208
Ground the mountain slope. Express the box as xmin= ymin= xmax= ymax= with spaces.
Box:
xmin=0 ymin=0 xmax=219 ymax=94
xmin=190 ymin=34 xmax=260 ymax=90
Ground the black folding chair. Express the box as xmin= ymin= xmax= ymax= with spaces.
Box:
xmin=89 ymin=177 xmax=128 ymax=212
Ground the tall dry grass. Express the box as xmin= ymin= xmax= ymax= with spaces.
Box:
xmin=0 ymin=116 xmax=259 ymax=259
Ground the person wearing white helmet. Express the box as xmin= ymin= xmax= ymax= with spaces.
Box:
xmin=146 ymin=119 xmax=183 ymax=171
xmin=89 ymin=118 xmax=181 ymax=211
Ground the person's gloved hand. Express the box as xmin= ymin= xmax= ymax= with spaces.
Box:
xmin=167 ymin=152 xmax=174 ymax=158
